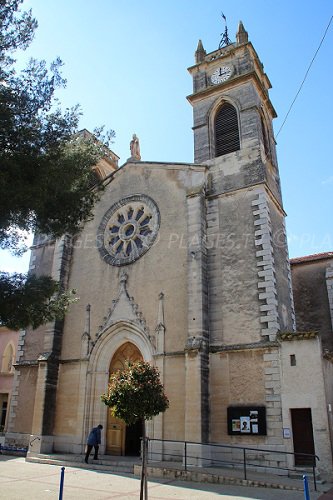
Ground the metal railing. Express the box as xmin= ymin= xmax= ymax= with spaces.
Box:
xmin=0 ymin=443 xmax=28 ymax=456
xmin=146 ymin=438 xmax=320 ymax=491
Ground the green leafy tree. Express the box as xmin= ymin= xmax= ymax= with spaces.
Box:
xmin=101 ymin=361 xmax=169 ymax=500
xmin=0 ymin=272 xmax=77 ymax=330
xmin=0 ymin=1 xmax=114 ymax=329
xmin=101 ymin=361 xmax=169 ymax=424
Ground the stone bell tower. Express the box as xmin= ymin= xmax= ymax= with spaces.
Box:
xmin=186 ymin=22 xmax=297 ymax=449
xmin=187 ymin=21 xmax=295 ymax=347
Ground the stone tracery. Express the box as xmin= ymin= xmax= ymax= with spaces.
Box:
xmin=98 ymin=194 xmax=160 ymax=266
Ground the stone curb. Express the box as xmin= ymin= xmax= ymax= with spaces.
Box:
xmin=134 ymin=465 xmax=302 ymax=491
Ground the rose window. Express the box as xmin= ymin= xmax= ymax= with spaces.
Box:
xmin=98 ymin=195 xmax=160 ymax=266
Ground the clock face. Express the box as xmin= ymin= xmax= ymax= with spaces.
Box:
xmin=211 ymin=66 xmax=232 ymax=85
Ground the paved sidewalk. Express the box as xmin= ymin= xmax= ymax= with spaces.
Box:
xmin=0 ymin=455 xmax=329 ymax=500
xmin=318 ymin=487 xmax=333 ymax=499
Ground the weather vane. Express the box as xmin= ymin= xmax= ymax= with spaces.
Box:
xmin=219 ymin=12 xmax=232 ymax=48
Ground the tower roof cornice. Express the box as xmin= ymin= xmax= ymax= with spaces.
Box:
xmin=188 ymin=41 xmax=267 ymax=80
xmin=187 ymin=40 xmax=274 ymax=117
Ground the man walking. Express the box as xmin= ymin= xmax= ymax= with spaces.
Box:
xmin=85 ymin=424 xmax=103 ymax=464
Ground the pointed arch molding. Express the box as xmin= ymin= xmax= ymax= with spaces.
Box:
xmin=82 ymin=271 xmax=154 ymax=445
xmin=89 ymin=321 xmax=154 ymax=374
xmin=1 ymin=340 xmax=15 ymax=373
xmin=97 ymin=271 xmax=150 ymax=338
xmin=208 ymin=95 xmax=242 ymax=158
xmin=209 ymin=94 xmax=242 ymax=118
xmin=88 ymin=271 xmax=155 ymax=372
xmin=83 ymin=321 xmax=154 ymax=447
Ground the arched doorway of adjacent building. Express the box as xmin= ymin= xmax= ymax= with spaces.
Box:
xmin=106 ymin=341 xmax=143 ymax=456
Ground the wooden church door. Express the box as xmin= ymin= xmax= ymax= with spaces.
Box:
xmin=106 ymin=342 xmax=143 ymax=455
xmin=291 ymin=408 xmax=315 ymax=466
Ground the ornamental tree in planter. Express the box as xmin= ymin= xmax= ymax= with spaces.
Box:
xmin=101 ymin=361 xmax=169 ymax=500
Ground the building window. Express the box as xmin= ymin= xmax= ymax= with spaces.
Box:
xmin=215 ymin=103 xmax=240 ymax=157
xmin=0 ymin=395 xmax=8 ymax=432
xmin=98 ymin=195 xmax=160 ymax=266
xmin=290 ymin=354 xmax=296 ymax=366
xmin=1 ymin=343 xmax=14 ymax=373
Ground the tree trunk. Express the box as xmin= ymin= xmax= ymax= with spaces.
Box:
xmin=140 ymin=420 xmax=147 ymax=500
xmin=144 ymin=432 xmax=148 ymax=500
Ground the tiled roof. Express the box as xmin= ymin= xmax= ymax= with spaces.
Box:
xmin=290 ymin=252 xmax=333 ymax=265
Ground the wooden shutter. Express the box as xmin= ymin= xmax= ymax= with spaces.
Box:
xmin=215 ymin=103 xmax=240 ymax=157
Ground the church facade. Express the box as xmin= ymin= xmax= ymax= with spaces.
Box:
xmin=6 ymin=23 xmax=333 ymax=474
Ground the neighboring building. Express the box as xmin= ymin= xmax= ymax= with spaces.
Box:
xmin=290 ymin=252 xmax=333 ymax=471
xmin=0 ymin=326 xmax=18 ymax=436
xmin=5 ymin=22 xmax=333 ymax=474
xmin=291 ymin=252 xmax=333 ymax=351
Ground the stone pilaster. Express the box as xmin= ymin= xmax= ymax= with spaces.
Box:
xmin=185 ymin=188 xmax=209 ymax=442
xmin=263 ymin=348 xmax=284 ymax=448
xmin=155 ymin=292 xmax=166 ymax=355
xmin=28 ymin=235 xmax=73 ymax=451
xmin=185 ymin=339 xmax=209 ymax=443
xmin=186 ymin=189 xmax=208 ymax=340
xmin=153 ymin=291 xmax=166 ymax=443
xmin=6 ymin=326 xmax=26 ymax=435
xmin=280 ymin=218 xmax=296 ymax=331
xmin=206 ymin=197 xmax=222 ymax=345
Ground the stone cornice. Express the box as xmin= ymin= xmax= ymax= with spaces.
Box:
xmin=119 ymin=161 xmax=207 ymax=171
xmin=153 ymin=351 xmax=185 ymax=358
xmin=188 ymin=41 xmax=271 ymax=89
xmin=187 ymin=70 xmax=276 ymax=118
xmin=14 ymin=360 xmax=38 ymax=367
xmin=210 ymin=340 xmax=278 ymax=353
xmin=277 ymin=331 xmax=318 ymax=341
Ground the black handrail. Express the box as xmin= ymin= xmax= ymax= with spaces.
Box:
xmin=146 ymin=438 xmax=319 ymax=491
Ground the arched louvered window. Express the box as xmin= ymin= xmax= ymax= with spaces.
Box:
xmin=214 ymin=103 xmax=240 ymax=157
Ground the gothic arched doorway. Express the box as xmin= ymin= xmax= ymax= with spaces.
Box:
xmin=106 ymin=342 xmax=143 ymax=456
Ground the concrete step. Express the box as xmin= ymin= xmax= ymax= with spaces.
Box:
xmin=25 ymin=453 xmax=331 ymax=494
xmin=26 ymin=453 xmax=139 ymax=474
xmin=288 ymin=468 xmax=325 ymax=483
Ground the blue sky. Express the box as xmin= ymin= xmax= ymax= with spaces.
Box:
xmin=1 ymin=0 xmax=332 ymax=273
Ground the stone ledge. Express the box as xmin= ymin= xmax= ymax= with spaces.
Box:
xmin=210 ymin=341 xmax=278 ymax=353
xmin=277 ymin=331 xmax=318 ymax=341
xmin=13 ymin=360 xmax=38 ymax=367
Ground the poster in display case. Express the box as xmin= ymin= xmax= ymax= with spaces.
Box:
xmin=227 ymin=406 xmax=266 ymax=436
